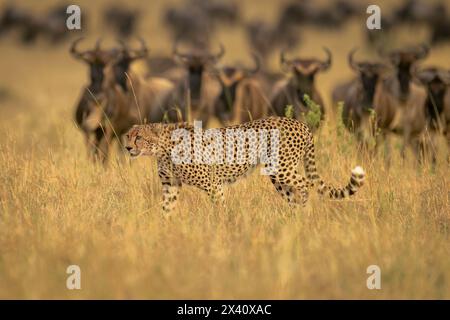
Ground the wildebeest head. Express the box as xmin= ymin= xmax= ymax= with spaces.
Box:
xmin=348 ymin=48 xmax=388 ymax=98
xmin=173 ymin=42 xmax=224 ymax=99
xmin=379 ymin=44 xmax=429 ymax=98
xmin=173 ymin=42 xmax=224 ymax=74
xmin=415 ymin=67 xmax=450 ymax=119
xmin=415 ymin=67 xmax=450 ymax=92
xmin=215 ymin=54 xmax=260 ymax=88
xmin=383 ymin=44 xmax=429 ymax=70
xmin=112 ymin=37 xmax=149 ymax=91
xmin=70 ymin=37 xmax=116 ymax=93
xmin=280 ymin=47 xmax=332 ymax=93
xmin=213 ymin=54 xmax=261 ymax=115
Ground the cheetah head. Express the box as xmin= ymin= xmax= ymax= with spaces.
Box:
xmin=125 ymin=124 xmax=162 ymax=158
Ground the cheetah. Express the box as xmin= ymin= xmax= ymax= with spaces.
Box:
xmin=125 ymin=117 xmax=365 ymax=212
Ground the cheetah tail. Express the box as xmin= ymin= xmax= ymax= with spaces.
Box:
xmin=304 ymin=141 xmax=365 ymax=199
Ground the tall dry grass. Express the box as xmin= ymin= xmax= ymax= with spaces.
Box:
xmin=0 ymin=0 xmax=449 ymax=299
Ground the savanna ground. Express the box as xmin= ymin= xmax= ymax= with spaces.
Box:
xmin=0 ymin=0 xmax=449 ymax=299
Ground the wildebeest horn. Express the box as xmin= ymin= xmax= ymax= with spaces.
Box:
xmin=247 ymin=53 xmax=261 ymax=75
xmin=414 ymin=67 xmax=434 ymax=84
xmin=320 ymin=47 xmax=332 ymax=70
xmin=348 ymin=48 xmax=360 ymax=72
xmin=70 ymin=37 xmax=86 ymax=59
xmin=131 ymin=37 xmax=149 ymax=59
xmin=280 ymin=49 xmax=292 ymax=72
xmin=211 ymin=43 xmax=225 ymax=61
xmin=172 ymin=40 xmax=192 ymax=60
xmin=117 ymin=38 xmax=128 ymax=51
xmin=94 ymin=38 xmax=103 ymax=51
xmin=117 ymin=37 xmax=149 ymax=60
xmin=414 ymin=43 xmax=429 ymax=60
xmin=280 ymin=49 xmax=289 ymax=66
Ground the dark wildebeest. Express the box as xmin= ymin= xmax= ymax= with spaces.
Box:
xmin=71 ymin=38 xmax=118 ymax=161
xmin=414 ymin=66 xmax=450 ymax=161
xmin=164 ymin=5 xmax=211 ymax=47
xmin=245 ymin=19 xmax=300 ymax=67
xmin=43 ymin=4 xmax=76 ymax=44
xmin=103 ymin=5 xmax=139 ymax=39
xmin=97 ymin=39 xmax=181 ymax=162
xmin=393 ymin=0 xmax=438 ymax=24
xmin=430 ymin=4 xmax=450 ymax=45
xmin=193 ymin=0 xmax=239 ymax=26
xmin=72 ymin=38 xmax=178 ymax=163
xmin=332 ymin=49 xmax=388 ymax=145
xmin=0 ymin=5 xmax=29 ymax=36
xmin=212 ymin=54 xmax=270 ymax=125
xmin=270 ymin=48 xmax=332 ymax=128
xmin=373 ymin=44 xmax=430 ymax=159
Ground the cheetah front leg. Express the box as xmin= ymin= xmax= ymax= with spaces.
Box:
xmin=161 ymin=183 xmax=181 ymax=212
xmin=158 ymin=170 xmax=182 ymax=213
xmin=208 ymin=183 xmax=225 ymax=205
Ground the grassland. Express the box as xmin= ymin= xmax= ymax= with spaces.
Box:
xmin=0 ymin=0 xmax=449 ymax=299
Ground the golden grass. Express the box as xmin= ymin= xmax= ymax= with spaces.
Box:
xmin=0 ymin=0 xmax=449 ymax=299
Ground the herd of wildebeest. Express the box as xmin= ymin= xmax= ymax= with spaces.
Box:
xmin=1 ymin=0 xmax=450 ymax=164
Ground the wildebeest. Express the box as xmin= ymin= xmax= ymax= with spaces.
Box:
xmin=71 ymin=38 xmax=118 ymax=161
xmin=81 ymin=38 xmax=179 ymax=163
xmin=193 ymin=0 xmax=239 ymax=26
xmin=0 ymin=5 xmax=29 ymax=36
xmin=373 ymin=44 xmax=430 ymax=158
xmin=103 ymin=5 xmax=139 ymax=39
xmin=0 ymin=3 xmax=78 ymax=45
xmin=164 ymin=0 xmax=239 ymax=47
xmin=212 ymin=54 xmax=270 ymax=125
xmin=414 ymin=66 xmax=450 ymax=161
xmin=393 ymin=0 xmax=438 ymax=25
xmin=333 ymin=49 xmax=388 ymax=144
xmin=164 ymin=5 xmax=211 ymax=46
xmin=245 ymin=19 xmax=299 ymax=66
xmin=270 ymin=48 xmax=332 ymax=128
xmin=429 ymin=4 xmax=450 ymax=45
xmin=171 ymin=42 xmax=225 ymax=124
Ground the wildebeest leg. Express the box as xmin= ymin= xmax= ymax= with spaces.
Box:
xmin=85 ymin=132 xmax=97 ymax=161
xmin=375 ymin=131 xmax=391 ymax=167
xmin=94 ymin=126 xmax=113 ymax=164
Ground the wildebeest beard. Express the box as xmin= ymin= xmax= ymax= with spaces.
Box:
xmin=425 ymin=80 xmax=446 ymax=126
xmin=188 ymin=66 xmax=204 ymax=101
xmin=219 ymin=82 xmax=238 ymax=112
xmin=397 ymin=63 xmax=412 ymax=101
xmin=88 ymin=62 xmax=105 ymax=94
xmin=360 ymin=74 xmax=379 ymax=111
xmin=293 ymin=72 xmax=314 ymax=106
xmin=113 ymin=58 xmax=132 ymax=91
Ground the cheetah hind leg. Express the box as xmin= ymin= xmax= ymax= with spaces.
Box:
xmin=270 ymin=173 xmax=309 ymax=206
xmin=161 ymin=184 xmax=181 ymax=213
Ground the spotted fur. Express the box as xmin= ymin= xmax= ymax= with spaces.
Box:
xmin=125 ymin=117 xmax=365 ymax=212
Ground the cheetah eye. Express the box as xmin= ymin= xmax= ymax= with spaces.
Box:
xmin=135 ymin=135 xmax=142 ymax=141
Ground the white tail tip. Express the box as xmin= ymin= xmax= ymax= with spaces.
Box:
xmin=352 ymin=166 xmax=365 ymax=176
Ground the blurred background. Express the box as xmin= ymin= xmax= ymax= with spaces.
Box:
xmin=1 ymin=0 xmax=449 ymax=126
